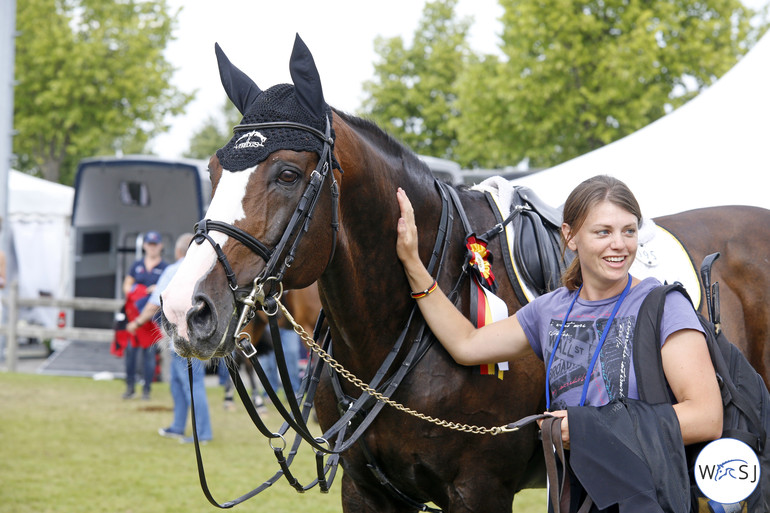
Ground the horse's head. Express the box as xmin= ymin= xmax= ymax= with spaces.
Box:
xmin=161 ymin=34 xmax=340 ymax=359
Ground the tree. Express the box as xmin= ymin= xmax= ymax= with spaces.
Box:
xmin=362 ymin=0 xmax=766 ymax=170
xmin=453 ymin=0 xmax=767 ymax=169
xmin=361 ymin=0 xmax=471 ymax=161
xmin=13 ymin=0 xmax=192 ymax=184
xmin=184 ymin=99 xmax=241 ymax=160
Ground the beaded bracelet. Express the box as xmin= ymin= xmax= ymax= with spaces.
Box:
xmin=411 ymin=280 xmax=438 ymax=299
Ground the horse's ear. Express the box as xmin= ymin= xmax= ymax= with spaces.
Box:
xmin=289 ymin=33 xmax=326 ymax=118
xmin=215 ymin=43 xmax=262 ymax=115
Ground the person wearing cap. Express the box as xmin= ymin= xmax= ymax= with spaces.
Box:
xmin=121 ymin=230 xmax=169 ymax=400
xmin=127 ymin=233 xmax=213 ymax=443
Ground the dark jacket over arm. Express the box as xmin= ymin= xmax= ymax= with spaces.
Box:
xmin=568 ymin=399 xmax=689 ymax=513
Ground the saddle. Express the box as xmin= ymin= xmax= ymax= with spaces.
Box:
xmin=479 ymin=181 xmax=573 ymax=304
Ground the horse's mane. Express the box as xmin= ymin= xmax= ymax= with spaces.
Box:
xmin=332 ymin=108 xmax=431 ymax=175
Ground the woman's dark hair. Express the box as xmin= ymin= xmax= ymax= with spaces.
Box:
xmin=561 ymin=175 xmax=642 ymax=290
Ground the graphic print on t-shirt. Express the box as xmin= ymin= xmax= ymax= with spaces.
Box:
xmin=598 ymin=316 xmax=635 ymax=403
xmin=546 ymin=315 xmax=635 ymax=409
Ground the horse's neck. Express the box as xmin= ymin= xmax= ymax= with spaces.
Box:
xmin=319 ymin=139 xmax=442 ymax=371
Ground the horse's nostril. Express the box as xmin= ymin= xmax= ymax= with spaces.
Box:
xmin=187 ymin=295 xmax=217 ymax=340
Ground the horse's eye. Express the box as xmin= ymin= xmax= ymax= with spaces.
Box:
xmin=277 ymin=169 xmax=300 ymax=184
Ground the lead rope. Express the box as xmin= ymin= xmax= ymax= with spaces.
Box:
xmin=541 ymin=416 xmax=593 ymax=513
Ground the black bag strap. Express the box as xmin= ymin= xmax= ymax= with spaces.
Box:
xmin=706 ymin=328 xmax=766 ymax=452
xmin=634 ymin=283 xmax=766 ymax=452
xmin=633 ymin=283 xmax=684 ymax=404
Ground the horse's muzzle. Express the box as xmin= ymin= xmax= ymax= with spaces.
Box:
xmin=162 ymin=292 xmax=235 ymax=360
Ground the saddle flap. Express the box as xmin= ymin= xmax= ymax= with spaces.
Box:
xmin=511 ymin=187 xmax=572 ymax=297
xmin=475 ymin=179 xmax=571 ymax=302
xmin=513 ymin=211 xmax=567 ymax=296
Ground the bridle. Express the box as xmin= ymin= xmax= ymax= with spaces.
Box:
xmin=192 ymin=116 xmax=340 ymax=354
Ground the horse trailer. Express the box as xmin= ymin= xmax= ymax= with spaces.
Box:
xmin=70 ymin=155 xmax=211 ymax=329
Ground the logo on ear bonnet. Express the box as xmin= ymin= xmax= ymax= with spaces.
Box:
xmin=234 ymin=130 xmax=267 ymax=150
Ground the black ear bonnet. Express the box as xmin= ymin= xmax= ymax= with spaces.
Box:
xmin=214 ymin=34 xmax=339 ymax=172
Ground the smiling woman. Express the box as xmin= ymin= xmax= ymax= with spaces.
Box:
xmin=396 ymin=174 xmax=723 ymax=511
xmin=559 ymin=176 xmax=643 ymax=299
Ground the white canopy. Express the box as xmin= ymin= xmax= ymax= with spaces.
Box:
xmin=9 ymin=170 xmax=74 ymax=217
xmin=6 ymin=170 xmax=74 ymax=328
xmin=512 ymin=32 xmax=770 ymax=218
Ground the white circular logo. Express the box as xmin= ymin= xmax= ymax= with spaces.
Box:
xmin=695 ymin=438 xmax=760 ymax=505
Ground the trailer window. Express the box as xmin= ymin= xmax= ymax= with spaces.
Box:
xmin=119 ymin=181 xmax=150 ymax=206
xmin=81 ymin=231 xmax=112 ymax=255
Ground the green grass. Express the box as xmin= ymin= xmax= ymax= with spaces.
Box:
xmin=0 ymin=373 xmax=545 ymax=512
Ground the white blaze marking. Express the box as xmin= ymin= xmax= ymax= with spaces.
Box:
xmin=161 ymin=166 xmax=256 ymax=339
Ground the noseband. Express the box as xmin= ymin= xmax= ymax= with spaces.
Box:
xmin=193 ymin=117 xmax=340 ymax=351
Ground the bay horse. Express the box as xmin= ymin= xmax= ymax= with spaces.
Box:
xmin=161 ymin=35 xmax=770 ymax=512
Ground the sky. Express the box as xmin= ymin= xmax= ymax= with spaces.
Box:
xmin=150 ymin=0 xmax=504 ymax=159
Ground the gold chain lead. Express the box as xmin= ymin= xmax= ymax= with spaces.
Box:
xmin=274 ymin=298 xmax=512 ymax=436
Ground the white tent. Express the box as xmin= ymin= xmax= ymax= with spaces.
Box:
xmin=511 ymin=32 xmax=770 ymax=218
xmin=6 ymin=170 xmax=74 ymax=328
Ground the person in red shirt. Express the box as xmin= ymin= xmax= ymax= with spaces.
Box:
xmin=121 ymin=231 xmax=168 ymax=400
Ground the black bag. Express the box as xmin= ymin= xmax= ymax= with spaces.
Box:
xmin=633 ymin=274 xmax=770 ymax=512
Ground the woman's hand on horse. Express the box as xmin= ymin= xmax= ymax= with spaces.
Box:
xmin=395 ymin=188 xmax=535 ymax=367
xmin=396 ymin=188 xmax=426 ymax=275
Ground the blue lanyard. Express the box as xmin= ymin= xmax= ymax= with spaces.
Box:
xmin=545 ymin=275 xmax=633 ymax=409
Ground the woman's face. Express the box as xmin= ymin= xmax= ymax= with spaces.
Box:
xmin=562 ymin=200 xmax=638 ymax=294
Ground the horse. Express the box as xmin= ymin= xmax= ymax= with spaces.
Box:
xmin=160 ymin=35 xmax=770 ymax=512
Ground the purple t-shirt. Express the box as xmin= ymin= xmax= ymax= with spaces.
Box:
xmin=517 ymin=277 xmax=703 ymax=409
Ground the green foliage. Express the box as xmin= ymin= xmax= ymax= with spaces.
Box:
xmin=185 ymin=98 xmax=242 ymax=160
xmin=361 ymin=0 xmax=472 ymax=161
xmin=13 ymin=0 xmax=193 ymax=184
xmin=457 ymin=0 xmax=766 ymax=168
xmin=363 ymin=0 xmax=768 ymax=170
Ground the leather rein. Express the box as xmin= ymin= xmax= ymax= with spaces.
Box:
xmin=187 ymin=120 xmax=547 ymax=510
